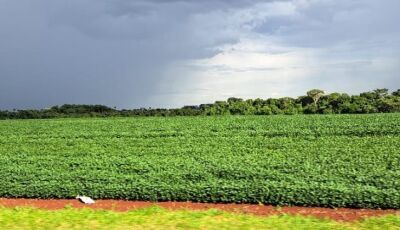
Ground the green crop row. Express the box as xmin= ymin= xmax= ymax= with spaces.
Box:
xmin=0 ymin=114 xmax=399 ymax=208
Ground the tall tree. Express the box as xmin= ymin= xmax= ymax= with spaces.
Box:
xmin=373 ymin=88 xmax=389 ymax=98
xmin=392 ymin=89 xmax=400 ymax=97
xmin=307 ymin=89 xmax=325 ymax=106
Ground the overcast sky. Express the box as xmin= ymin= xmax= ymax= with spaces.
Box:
xmin=0 ymin=0 xmax=399 ymax=109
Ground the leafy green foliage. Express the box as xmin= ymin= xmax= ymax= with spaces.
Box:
xmin=1 ymin=88 xmax=400 ymax=119
xmin=0 ymin=114 xmax=399 ymax=208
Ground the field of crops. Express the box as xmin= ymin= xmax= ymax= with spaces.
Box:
xmin=0 ymin=114 xmax=399 ymax=208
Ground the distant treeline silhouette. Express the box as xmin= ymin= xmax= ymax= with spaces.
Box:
xmin=1 ymin=88 xmax=399 ymax=119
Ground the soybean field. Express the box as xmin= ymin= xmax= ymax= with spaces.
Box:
xmin=0 ymin=114 xmax=399 ymax=208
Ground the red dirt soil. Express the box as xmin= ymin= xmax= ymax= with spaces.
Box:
xmin=0 ymin=198 xmax=398 ymax=222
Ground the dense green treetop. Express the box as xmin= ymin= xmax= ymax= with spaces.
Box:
xmin=1 ymin=88 xmax=399 ymax=119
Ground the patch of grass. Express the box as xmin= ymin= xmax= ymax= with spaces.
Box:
xmin=356 ymin=215 xmax=400 ymax=230
xmin=0 ymin=207 xmax=399 ymax=230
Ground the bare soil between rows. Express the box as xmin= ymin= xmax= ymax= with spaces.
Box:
xmin=0 ymin=198 xmax=398 ymax=222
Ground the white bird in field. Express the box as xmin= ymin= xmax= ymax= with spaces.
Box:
xmin=76 ymin=195 xmax=95 ymax=204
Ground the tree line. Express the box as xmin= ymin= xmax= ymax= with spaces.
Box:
xmin=1 ymin=88 xmax=399 ymax=119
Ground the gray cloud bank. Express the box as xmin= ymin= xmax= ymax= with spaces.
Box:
xmin=0 ymin=0 xmax=399 ymax=109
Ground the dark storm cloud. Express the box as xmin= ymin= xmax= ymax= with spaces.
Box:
xmin=0 ymin=0 xmax=399 ymax=109
xmin=254 ymin=0 xmax=400 ymax=48
xmin=0 ymin=0 xmax=265 ymax=109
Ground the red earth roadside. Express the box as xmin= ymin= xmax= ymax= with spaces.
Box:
xmin=0 ymin=198 xmax=398 ymax=222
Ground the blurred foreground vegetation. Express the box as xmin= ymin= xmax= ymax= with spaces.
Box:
xmin=0 ymin=206 xmax=399 ymax=230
